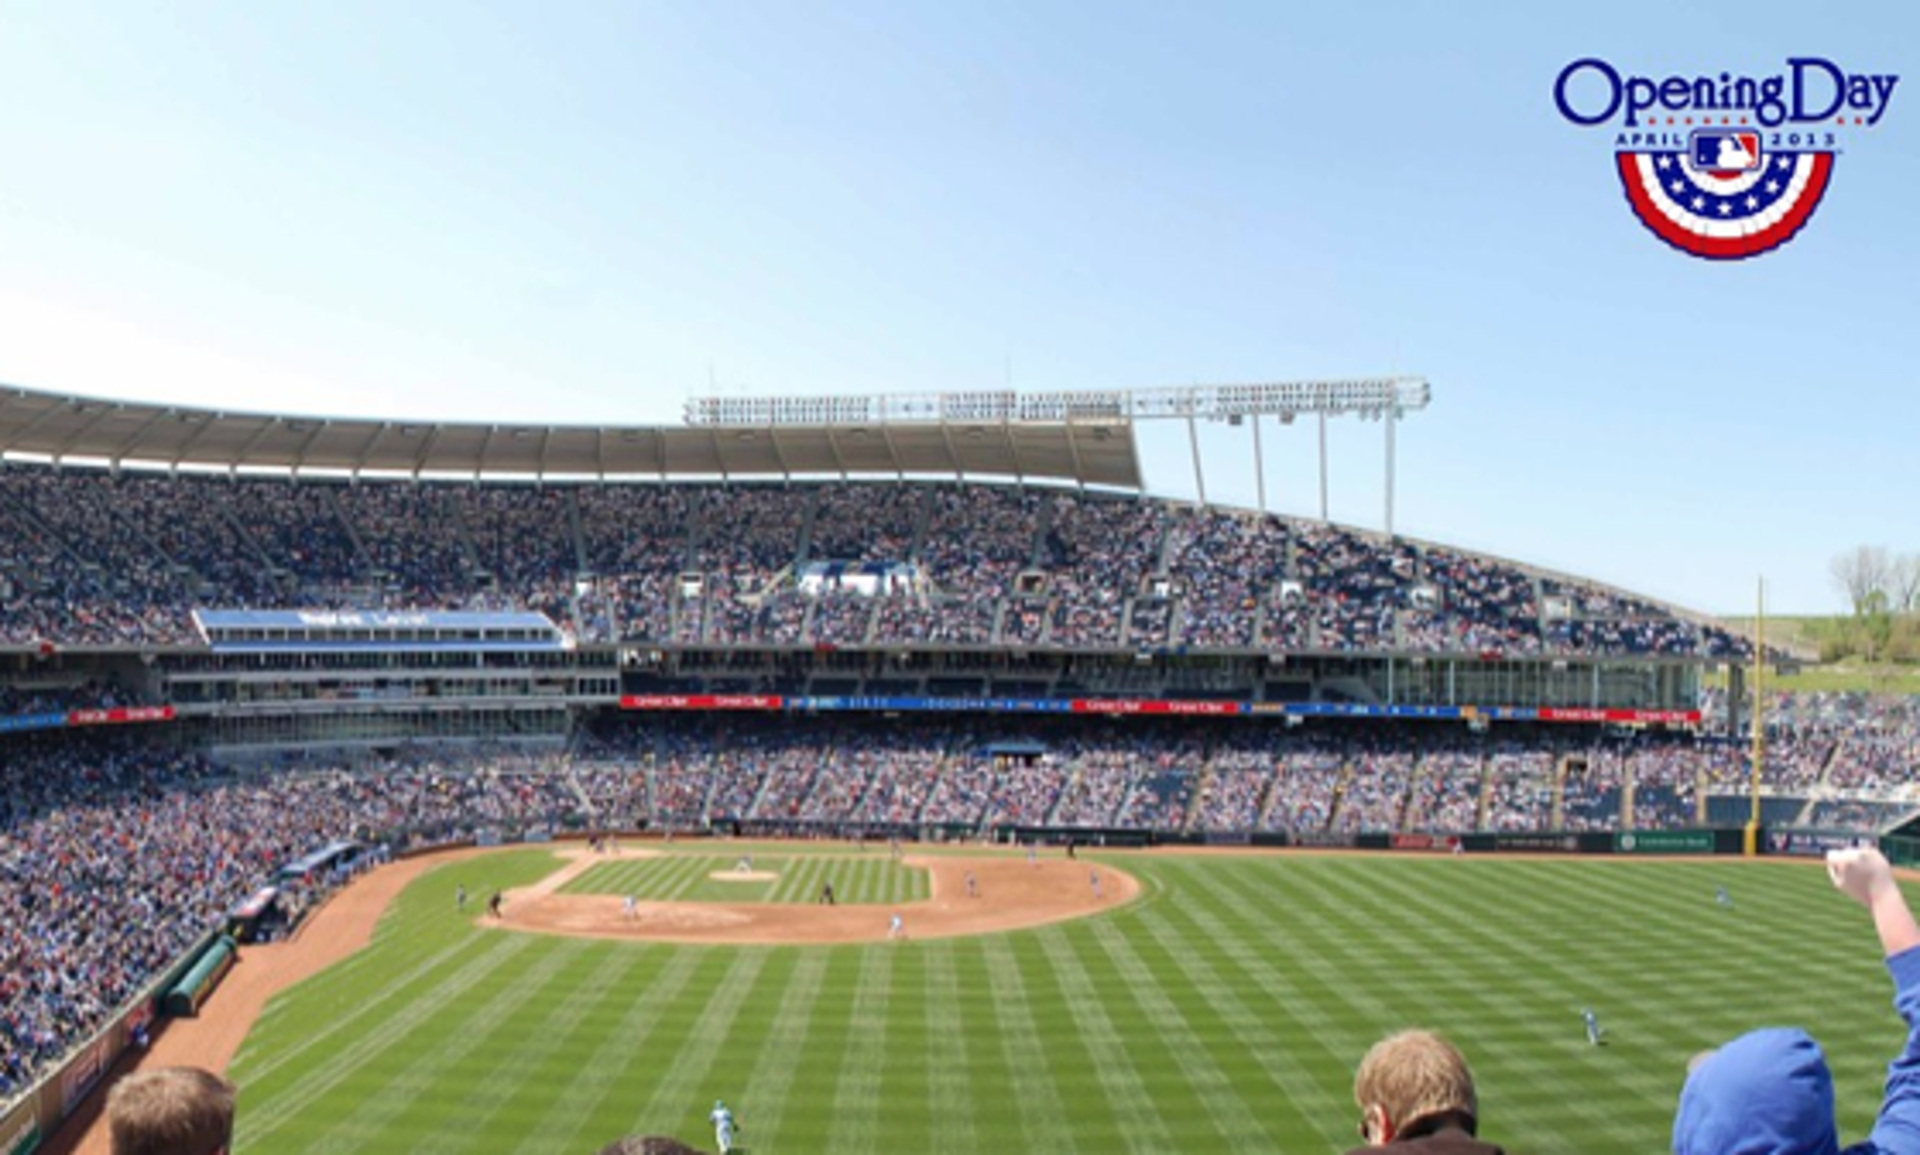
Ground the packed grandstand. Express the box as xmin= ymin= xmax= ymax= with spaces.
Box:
xmin=1 ymin=385 xmax=1916 ymax=1108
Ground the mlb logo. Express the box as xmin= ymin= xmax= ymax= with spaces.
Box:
xmin=1689 ymin=130 xmax=1761 ymax=174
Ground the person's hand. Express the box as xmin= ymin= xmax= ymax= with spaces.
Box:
xmin=1828 ymin=846 xmax=1897 ymax=907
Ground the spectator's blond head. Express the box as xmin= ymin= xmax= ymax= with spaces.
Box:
xmin=1354 ymin=1029 xmax=1478 ymax=1142
xmin=107 ymin=1067 xmax=236 ymax=1155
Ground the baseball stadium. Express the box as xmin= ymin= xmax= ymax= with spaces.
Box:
xmin=5 ymin=7 xmax=1919 ymax=1155
xmin=0 ymin=374 xmax=1913 ymax=1155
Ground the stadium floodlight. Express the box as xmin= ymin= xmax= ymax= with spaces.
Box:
xmin=684 ymin=377 xmax=1431 ymax=534
xmin=682 ymin=378 xmax=1430 ymax=428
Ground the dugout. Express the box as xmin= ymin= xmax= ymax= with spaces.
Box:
xmin=226 ymin=885 xmax=285 ymax=944
xmin=278 ymin=839 xmax=363 ymax=884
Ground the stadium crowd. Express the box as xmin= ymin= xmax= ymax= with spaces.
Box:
xmin=0 ymin=736 xmax=580 ymax=1102
xmin=0 ymin=466 xmax=1754 ymax=657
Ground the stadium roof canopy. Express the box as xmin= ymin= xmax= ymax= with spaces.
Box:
xmin=0 ymin=383 xmax=1144 ymax=487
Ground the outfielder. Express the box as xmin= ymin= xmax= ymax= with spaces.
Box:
xmin=709 ymin=1099 xmax=738 ymax=1154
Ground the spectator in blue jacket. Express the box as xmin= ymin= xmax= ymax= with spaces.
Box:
xmin=1673 ymin=847 xmax=1920 ymax=1155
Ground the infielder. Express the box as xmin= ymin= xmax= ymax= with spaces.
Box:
xmin=709 ymin=1099 xmax=738 ymax=1154
xmin=888 ymin=912 xmax=904 ymax=941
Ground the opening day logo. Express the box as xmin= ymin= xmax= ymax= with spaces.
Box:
xmin=1554 ymin=57 xmax=1898 ymax=259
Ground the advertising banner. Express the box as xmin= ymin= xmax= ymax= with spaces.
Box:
xmin=1615 ymin=830 xmax=1714 ymax=854
xmin=1493 ymin=832 xmax=1583 ymax=853
xmin=619 ymin=694 xmax=783 ymax=711
xmin=1767 ymin=828 xmax=1866 ymax=858
xmin=60 ymin=1038 xmax=109 ymax=1118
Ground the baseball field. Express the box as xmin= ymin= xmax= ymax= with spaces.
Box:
xmin=217 ymin=846 xmax=1910 ymax=1155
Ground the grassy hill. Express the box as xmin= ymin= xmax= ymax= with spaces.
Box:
xmin=1715 ymin=614 xmax=1920 ymax=695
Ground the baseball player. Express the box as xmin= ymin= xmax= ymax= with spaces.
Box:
xmin=1581 ymin=1007 xmax=1603 ymax=1046
xmin=1090 ymin=868 xmax=1103 ymax=901
xmin=709 ymin=1099 xmax=737 ymax=1154
xmin=888 ymin=912 xmax=905 ymax=941
xmin=819 ymin=880 xmax=836 ymax=905
xmin=965 ymin=870 xmax=978 ymax=899
xmin=1715 ymin=884 xmax=1734 ymax=910
xmin=455 ymin=884 xmax=467 ymax=913
xmin=622 ymin=894 xmax=637 ymax=921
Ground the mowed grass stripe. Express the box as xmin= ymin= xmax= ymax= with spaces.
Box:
xmin=735 ymin=949 xmax=832 ymax=1148
xmin=235 ymin=931 xmax=533 ymax=1112
xmin=824 ymin=946 xmax=895 ymax=1155
xmin=1083 ymin=914 xmax=1273 ymax=1148
xmin=922 ymin=943 xmax=979 ymax=1155
xmin=237 ymin=933 xmax=547 ymax=1149
xmin=980 ymin=934 xmax=1082 ymax=1155
xmin=405 ymin=941 xmax=637 ymax=1155
xmin=1128 ymin=877 xmax=1350 ymax=1150
xmin=308 ymin=938 xmax=597 ymax=1154
xmin=507 ymin=948 xmax=718 ymax=1155
xmin=1030 ymin=927 xmax=1177 ymax=1155
xmin=626 ymin=951 xmax=772 ymax=1137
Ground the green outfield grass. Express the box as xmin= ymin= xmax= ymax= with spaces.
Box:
xmin=228 ymin=849 xmax=1916 ymax=1155
xmin=560 ymin=854 xmax=930 ymax=905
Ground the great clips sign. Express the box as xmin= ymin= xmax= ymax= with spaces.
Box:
xmin=1554 ymin=57 xmax=1897 ymax=259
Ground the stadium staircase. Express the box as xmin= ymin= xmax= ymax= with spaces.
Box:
xmin=1325 ymin=761 xmax=1355 ymax=832
xmin=743 ymin=756 xmax=792 ymax=821
xmin=1397 ymin=755 xmax=1429 ymax=832
xmin=1474 ymin=761 xmax=1496 ymax=831
xmin=1790 ymin=741 xmax=1851 ymax=826
xmin=1550 ymin=755 xmax=1569 ymax=830
xmin=444 ymin=493 xmax=486 ymax=586
xmin=215 ymin=500 xmax=285 ymax=594
xmin=1045 ymin=761 xmax=1084 ymax=826
xmin=565 ymin=490 xmax=590 ymax=576
xmin=323 ymin=486 xmax=374 ymax=583
xmin=0 ymin=479 xmax=114 ymax=592
xmin=904 ymin=487 xmax=935 ymax=559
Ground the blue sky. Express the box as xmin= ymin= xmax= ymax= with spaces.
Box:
xmin=0 ymin=1 xmax=1910 ymax=613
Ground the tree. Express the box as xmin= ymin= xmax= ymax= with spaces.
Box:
xmin=1832 ymin=546 xmax=1892 ymax=616
xmin=1891 ymin=552 xmax=1920 ymax=615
